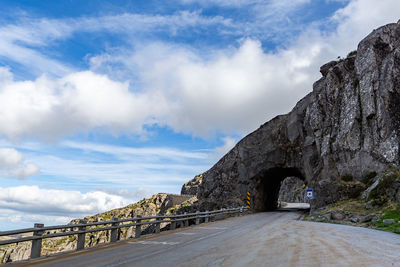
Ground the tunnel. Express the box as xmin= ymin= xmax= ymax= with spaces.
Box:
xmin=253 ymin=167 xmax=305 ymax=211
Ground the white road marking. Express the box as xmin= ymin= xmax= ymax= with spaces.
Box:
xmin=198 ymin=227 xmax=227 ymax=230
xmin=175 ymin=232 xmax=196 ymax=235
xmin=130 ymin=241 xmax=180 ymax=245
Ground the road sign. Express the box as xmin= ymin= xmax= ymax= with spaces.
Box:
xmin=306 ymin=189 xmax=314 ymax=200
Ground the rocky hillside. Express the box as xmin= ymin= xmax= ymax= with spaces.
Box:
xmin=306 ymin=169 xmax=400 ymax=234
xmin=0 ymin=193 xmax=196 ymax=264
xmin=182 ymin=21 xmax=400 ymax=210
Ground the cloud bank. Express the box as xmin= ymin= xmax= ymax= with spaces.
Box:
xmin=1 ymin=0 xmax=399 ymax=141
xmin=0 ymin=148 xmax=39 ymax=179
xmin=0 ymin=186 xmax=152 ymax=229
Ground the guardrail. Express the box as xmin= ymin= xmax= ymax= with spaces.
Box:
xmin=0 ymin=207 xmax=248 ymax=261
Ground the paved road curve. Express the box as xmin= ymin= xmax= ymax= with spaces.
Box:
xmin=12 ymin=212 xmax=400 ymax=267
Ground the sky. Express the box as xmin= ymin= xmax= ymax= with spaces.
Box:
xmin=0 ymin=0 xmax=399 ymax=230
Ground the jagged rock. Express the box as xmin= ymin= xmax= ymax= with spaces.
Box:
xmin=182 ymin=21 xmax=400 ymax=210
xmin=361 ymin=213 xmax=379 ymax=223
xmin=0 ymin=242 xmax=30 ymax=263
xmin=181 ymin=174 xmax=203 ymax=195
xmin=320 ymin=60 xmax=338 ymax=76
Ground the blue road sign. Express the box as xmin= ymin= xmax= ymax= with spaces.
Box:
xmin=306 ymin=189 xmax=314 ymax=200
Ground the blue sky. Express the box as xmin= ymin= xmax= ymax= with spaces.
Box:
xmin=0 ymin=0 xmax=399 ymax=230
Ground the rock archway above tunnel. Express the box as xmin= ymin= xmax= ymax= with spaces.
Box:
xmin=181 ymin=21 xmax=400 ymax=209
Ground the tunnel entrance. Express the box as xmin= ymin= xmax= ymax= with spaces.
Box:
xmin=253 ymin=167 xmax=306 ymax=211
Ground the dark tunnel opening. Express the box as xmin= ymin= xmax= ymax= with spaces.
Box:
xmin=254 ymin=167 xmax=305 ymax=211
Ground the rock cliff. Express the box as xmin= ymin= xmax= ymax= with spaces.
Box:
xmin=182 ymin=21 xmax=400 ymax=210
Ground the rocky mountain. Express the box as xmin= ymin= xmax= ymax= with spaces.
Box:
xmin=0 ymin=193 xmax=196 ymax=264
xmin=182 ymin=21 xmax=400 ymax=210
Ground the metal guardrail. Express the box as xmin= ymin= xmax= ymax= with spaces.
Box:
xmin=0 ymin=207 xmax=248 ymax=261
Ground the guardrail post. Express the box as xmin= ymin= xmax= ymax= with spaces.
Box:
xmin=240 ymin=207 xmax=243 ymax=216
xmin=184 ymin=212 xmax=189 ymax=227
xmin=205 ymin=211 xmax=209 ymax=223
xmin=135 ymin=215 xmax=142 ymax=238
xmin=77 ymin=220 xmax=87 ymax=251
xmin=30 ymin=223 xmax=44 ymax=259
xmin=111 ymin=218 xmax=119 ymax=242
xmin=195 ymin=211 xmax=200 ymax=225
xmin=155 ymin=214 xmax=161 ymax=234
xmin=170 ymin=217 xmax=176 ymax=230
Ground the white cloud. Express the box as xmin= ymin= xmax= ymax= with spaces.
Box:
xmin=1 ymin=0 xmax=399 ymax=141
xmin=0 ymin=186 xmax=133 ymax=216
xmin=99 ymin=187 xmax=153 ymax=201
xmin=0 ymin=186 xmax=153 ymax=229
xmin=0 ymin=148 xmax=39 ymax=179
xmin=0 ymin=11 xmax=232 ymax=77
xmin=62 ymin=141 xmax=207 ymax=160
xmin=0 ymin=148 xmax=24 ymax=167
xmin=90 ymin=0 xmax=400 ymax=138
xmin=0 ymin=208 xmax=76 ymax=230
xmin=0 ymin=70 xmax=158 ymax=140
xmin=11 ymin=163 xmax=40 ymax=178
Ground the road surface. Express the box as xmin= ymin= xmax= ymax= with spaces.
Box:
xmin=11 ymin=211 xmax=400 ymax=267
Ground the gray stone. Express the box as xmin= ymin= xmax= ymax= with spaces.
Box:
xmin=383 ymin=219 xmax=395 ymax=225
xmin=361 ymin=213 xmax=379 ymax=223
xmin=331 ymin=211 xmax=345 ymax=220
xmin=350 ymin=217 xmax=359 ymax=223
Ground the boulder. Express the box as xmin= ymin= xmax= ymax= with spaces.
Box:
xmin=350 ymin=217 xmax=359 ymax=223
xmin=383 ymin=219 xmax=395 ymax=225
xmin=361 ymin=213 xmax=379 ymax=223
xmin=331 ymin=211 xmax=345 ymax=220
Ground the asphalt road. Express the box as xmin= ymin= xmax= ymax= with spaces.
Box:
xmin=12 ymin=211 xmax=400 ymax=267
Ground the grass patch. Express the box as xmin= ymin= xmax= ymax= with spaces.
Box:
xmin=55 ymin=238 xmax=68 ymax=247
xmin=369 ymin=203 xmax=400 ymax=234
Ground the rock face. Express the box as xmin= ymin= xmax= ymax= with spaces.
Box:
xmin=278 ymin=177 xmax=307 ymax=203
xmin=182 ymin=21 xmax=400 ymax=210
xmin=181 ymin=174 xmax=203 ymax=195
